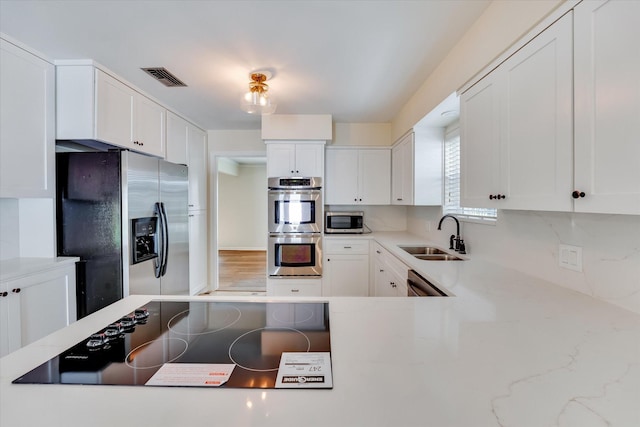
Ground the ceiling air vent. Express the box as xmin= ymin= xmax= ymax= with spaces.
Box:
xmin=141 ymin=67 xmax=187 ymax=87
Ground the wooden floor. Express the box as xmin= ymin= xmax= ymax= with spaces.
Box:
xmin=218 ymin=250 xmax=267 ymax=290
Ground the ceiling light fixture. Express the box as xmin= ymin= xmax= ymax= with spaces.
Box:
xmin=241 ymin=71 xmax=277 ymax=115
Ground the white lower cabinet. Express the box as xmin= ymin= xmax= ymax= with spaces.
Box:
xmin=372 ymin=242 xmax=409 ymax=297
xmin=323 ymin=239 xmax=370 ymax=296
xmin=188 ymin=210 xmax=208 ymax=295
xmin=0 ymin=261 xmax=77 ymax=357
xmin=267 ymin=278 xmax=322 ymax=297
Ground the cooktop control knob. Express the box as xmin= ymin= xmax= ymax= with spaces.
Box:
xmin=104 ymin=322 xmax=125 ymax=339
xmin=86 ymin=333 xmax=109 ymax=350
xmin=134 ymin=308 xmax=150 ymax=323
xmin=119 ymin=314 xmax=137 ymax=330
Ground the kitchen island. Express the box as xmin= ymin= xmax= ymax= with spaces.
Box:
xmin=1 ymin=235 xmax=639 ymax=426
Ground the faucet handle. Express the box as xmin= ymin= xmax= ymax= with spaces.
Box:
xmin=458 ymin=239 xmax=466 ymax=254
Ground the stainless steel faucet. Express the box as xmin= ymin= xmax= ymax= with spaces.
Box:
xmin=437 ymin=214 xmax=466 ymax=254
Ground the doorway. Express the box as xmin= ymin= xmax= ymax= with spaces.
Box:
xmin=214 ymin=155 xmax=267 ymax=291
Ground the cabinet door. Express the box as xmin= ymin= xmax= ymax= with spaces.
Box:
xmin=166 ymin=111 xmax=189 ymax=164
xmin=574 ymin=0 xmax=640 ymax=214
xmin=374 ymin=260 xmax=397 ymax=297
xmin=0 ymin=265 xmax=76 ymax=357
xmin=294 ymin=143 xmax=324 ymax=177
xmin=19 ymin=269 xmax=76 ymax=348
xmin=324 ymin=254 xmax=369 ymax=296
xmin=188 ymin=210 xmax=208 ymax=295
xmin=460 ymin=74 xmax=501 ymax=209
xmin=267 ymin=143 xmax=296 ymax=177
xmin=499 ymin=12 xmax=573 ymax=211
xmin=0 ymin=285 xmax=18 ymax=357
xmin=391 ymin=134 xmax=413 ymax=205
xmin=325 ymin=149 xmax=359 ymax=204
xmin=0 ymin=39 xmax=55 ymax=198
xmin=134 ymin=95 xmax=166 ymax=157
xmin=359 ymin=149 xmax=391 ymax=205
xmin=95 ymin=70 xmax=135 ymax=148
xmin=187 ymin=124 xmax=208 ymax=210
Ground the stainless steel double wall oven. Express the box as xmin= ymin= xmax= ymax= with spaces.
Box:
xmin=267 ymin=177 xmax=322 ymax=277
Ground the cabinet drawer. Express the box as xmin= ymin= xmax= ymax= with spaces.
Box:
xmin=267 ymin=279 xmax=322 ymax=297
xmin=325 ymin=239 xmax=370 ymax=255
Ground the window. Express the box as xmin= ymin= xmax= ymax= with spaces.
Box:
xmin=443 ymin=124 xmax=496 ymax=221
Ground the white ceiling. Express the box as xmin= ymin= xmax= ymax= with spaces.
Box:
xmin=0 ymin=0 xmax=490 ymax=130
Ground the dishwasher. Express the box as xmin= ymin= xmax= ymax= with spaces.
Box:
xmin=407 ymin=270 xmax=448 ymax=297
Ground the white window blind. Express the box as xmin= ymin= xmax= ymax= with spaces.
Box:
xmin=443 ymin=125 xmax=496 ymax=220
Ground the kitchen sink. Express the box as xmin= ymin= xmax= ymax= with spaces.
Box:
xmin=399 ymin=246 xmax=448 ymax=255
xmin=398 ymin=245 xmax=466 ymax=261
xmin=414 ymin=254 xmax=464 ymax=261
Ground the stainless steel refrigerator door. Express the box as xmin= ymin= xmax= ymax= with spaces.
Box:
xmin=159 ymin=160 xmax=190 ymax=295
xmin=124 ymin=151 xmax=161 ymax=295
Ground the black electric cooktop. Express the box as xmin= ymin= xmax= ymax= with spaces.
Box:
xmin=13 ymin=301 xmax=332 ymax=389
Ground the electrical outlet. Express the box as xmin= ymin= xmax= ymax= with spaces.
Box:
xmin=559 ymin=244 xmax=583 ymax=272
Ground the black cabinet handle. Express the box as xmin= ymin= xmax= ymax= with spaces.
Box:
xmin=572 ymin=191 xmax=586 ymax=199
xmin=490 ymin=194 xmax=506 ymax=200
xmin=12 ymin=288 xmax=21 ymax=293
xmin=0 ymin=292 xmax=8 ymax=297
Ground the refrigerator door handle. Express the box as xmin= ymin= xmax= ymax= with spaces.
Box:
xmin=160 ymin=202 xmax=170 ymax=277
xmin=153 ymin=202 xmax=164 ymax=279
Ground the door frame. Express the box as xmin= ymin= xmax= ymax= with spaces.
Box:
xmin=209 ymin=151 xmax=266 ymax=290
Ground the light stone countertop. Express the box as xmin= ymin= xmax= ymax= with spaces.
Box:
xmin=1 ymin=232 xmax=639 ymax=427
xmin=0 ymin=257 xmax=79 ymax=282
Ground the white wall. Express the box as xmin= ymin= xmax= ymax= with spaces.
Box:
xmin=0 ymin=198 xmax=55 ymax=260
xmin=0 ymin=198 xmax=19 ymax=260
xmin=331 ymin=123 xmax=391 ymax=147
xmin=407 ymin=207 xmax=640 ymax=314
xmin=217 ymin=164 xmax=267 ymax=250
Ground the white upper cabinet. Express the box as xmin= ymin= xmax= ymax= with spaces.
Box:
xmin=166 ymin=111 xmax=188 ymax=165
xmin=392 ymin=130 xmax=443 ymax=206
xmin=0 ymin=38 xmax=55 ymax=198
xmin=94 ymin=70 xmax=135 ymax=149
xmin=57 ymin=64 xmax=166 ymax=158
xmin=133 ymin=92 xmax=165 ymax=158
xmin=166 ymin=111 xmax=207 ymax=210
xmin=391 ymin=133 xmax=413 ymax=205
xmin=461 ymin=12 xmax=573 ymax=211
xmin=460 ymin=74 xmax=501 ymax=209
xmin=573 ymin=0 xmax=640 ymax=215
xmin=325 ymin=147 xmax=390 ymax=205
xmin=187 ymin=124 xmax=207 ymax=211
xmin=266 ymin=142 xmax=324 ymax=178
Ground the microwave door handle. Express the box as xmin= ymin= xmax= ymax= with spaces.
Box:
xmin=153 ymin=203 xmax=163 ymax=278
xmin=160 ymin=202 xmax=169 ymax=277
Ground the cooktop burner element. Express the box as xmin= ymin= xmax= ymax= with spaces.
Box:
xmin=13 ymin=300 xmax=332 ymax=389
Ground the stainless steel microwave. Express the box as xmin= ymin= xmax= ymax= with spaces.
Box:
xmin=325 ymin=211 xmax=364 ymax=234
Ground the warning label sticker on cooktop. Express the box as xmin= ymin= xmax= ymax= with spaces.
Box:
xmin=275 ymin=352 xmax=333 ymax=388
xmin=146 ymin=363 xmax=236 ymax=387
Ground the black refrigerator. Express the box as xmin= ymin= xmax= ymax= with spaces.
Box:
xmin=56 ymin=150 xmax=189 ymax=318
